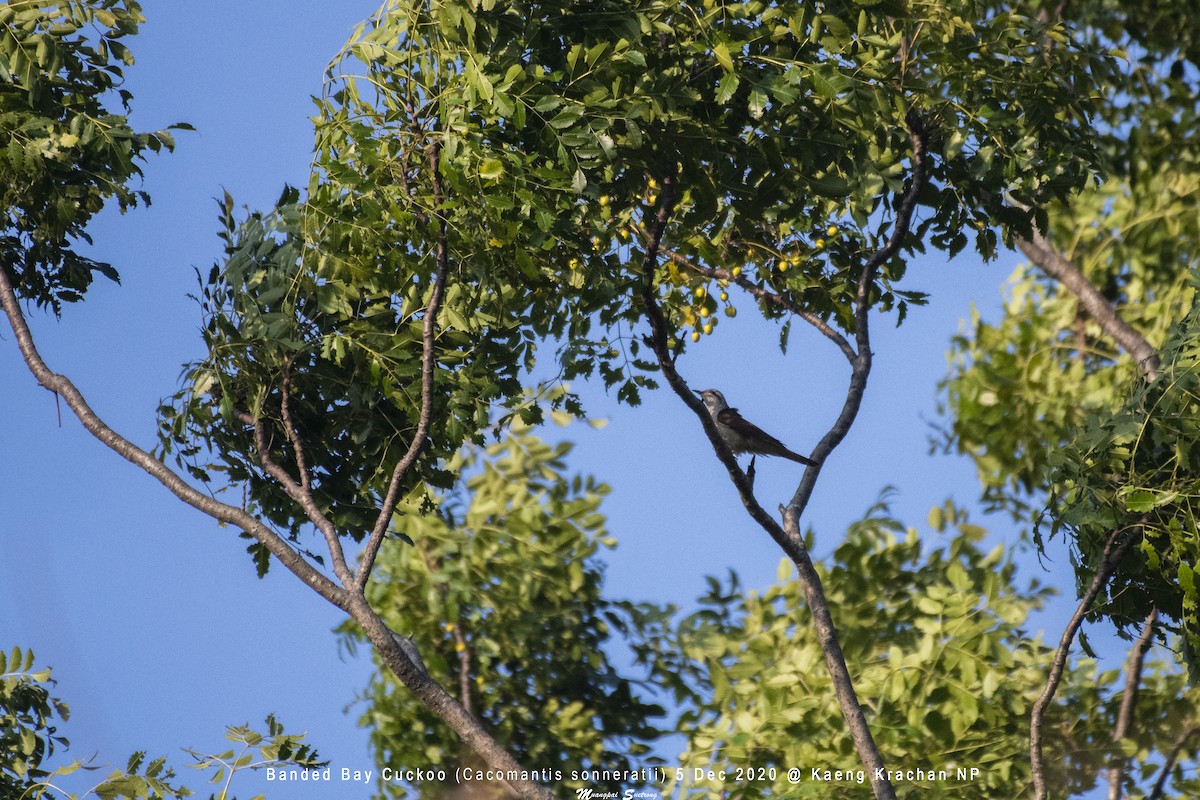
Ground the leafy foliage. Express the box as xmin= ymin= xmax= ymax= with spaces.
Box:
xmin=1044 ymin=289 xmax=1200 ymax=672
xmin=0 ymin=0 xmax=188 ymax=312
xmin=158 ymin=189 xmax=526 ymax=548
xmin=1 ymin=646 xmax=68 ymax=798
xmin=648 ymin=501 xmax=1199 ymax=799
xmin=308 ymin=0 xmax=1110 ymax=386
xmin=940 ymin=0 xmax=1200 ymax=513
xmin=338 ymin=430 xmax=666 ymax=798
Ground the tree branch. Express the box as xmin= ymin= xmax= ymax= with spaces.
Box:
xmin=235 ymin=410 xmax=354 ymax=586
xmin=786 ymin=112 xmax=929 ymax=519
xmin=1031 ymin=525 xmax=1138 ymax=800
xmin=348 ymin=597 xmax=554 ymax=800
xmin=1015 ymin=227 xmax=1159 ymax=380
xmin=633 ymin=229 xmax=857 ymax=364
xmin=0 ymin=266 xmax=350 ymax=611
xmin=638 ymin=113 xmax=929 ymax=799
xmin=356 ymin=139 xmax=450 ymax=590
xmin=1106 ymin=608 xmax=1157 ymax=800
xmin=279 ymin=360 xmax=311 ymax=493
xmin=1148 ymin=722 xmax=1200 ymax=800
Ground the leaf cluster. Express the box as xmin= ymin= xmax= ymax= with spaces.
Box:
xmin=338 ymin=431 xmax=666 ymax=798
xmin=309 ymin=0 xmax=1111 ymax=391
xmin=0 ymin=0 xmax=188 ymax=312
xmin=648 ymin=499 xmax=1191 ymax=798
xmin=1044 ymin=289 xmax=1200 ymax=673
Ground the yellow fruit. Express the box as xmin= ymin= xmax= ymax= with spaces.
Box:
xmin=731 ymin=266 xmax=742 ymax=277
xmin=699 ymin=306 xmax=711 ymax=318
xmin=778 ymin=261 xmax=789 ymax=272
xmin=725 ymin=306 xmax=737 ymax=318
xmin=703 ymin=322 xmax=714 ymax=335
xmin=648 ymin=178 xmax=659 ymax=189
xmin=827 ymin=225 xmax=839 ymax=236
xmin=568 ymin=257 xmax=580 ymax=270
xmin=815 ymin=238 xmax=826 ymax=249
xmin=694 ymin=286 xmax=707 ymax=299
xmin=789 ymin=256 xmax=801 ymax=267
xmin=691 ymin=330 xmax=701 ymax=342
xmin=599 ymin=195 xmax=610 ymax=206
xmin=719 ymin=291 xmax=728 ymax=301
xmin=455 ymin=641 xmax=466 ymax=653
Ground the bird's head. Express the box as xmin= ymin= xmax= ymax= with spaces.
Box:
xmin=694 ymin=388 xmax=728 ymax=412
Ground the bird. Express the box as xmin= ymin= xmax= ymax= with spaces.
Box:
xmin=694 ymin=388 xmax=816 ymax=467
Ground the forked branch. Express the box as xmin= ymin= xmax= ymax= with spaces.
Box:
xmin=356 ymin=139 xmax=450 ymax=591
xmin=0 ymin=266 xmax=349 ymax=610
xmin=638 ymin=112 xmax=928 ymax=800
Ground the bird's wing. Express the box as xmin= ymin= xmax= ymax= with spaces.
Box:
xmin=717 ymin=407 xmax=789 ymax=450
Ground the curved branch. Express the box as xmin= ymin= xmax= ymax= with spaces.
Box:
xmin=638 ymin=116 xmax=928 ymax=799
xmin=785 ymin=112 xmax=928 ymax=520
xmin=0 ymin=266 xmax=350 ymax=611
xmin=1107 ymin=608 xmax=1157 ymax=800
xmin=655 ymin=243 xmax=858 ymax=364
xmin=1031 ymin=525 xmax=1138 ymax=800
xmin=235 ymin=410 xmax=354 ymax=586
xmin=1015 ymin=227 xmax=1159 ymax=380
xmin=357 ymin=139 xmax=450 ymax=590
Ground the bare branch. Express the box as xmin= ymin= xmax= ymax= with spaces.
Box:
xmin=1015 ymin=226 xmax=1159 ymax=380
xmin=785 ymin=111 xmax=929 ymax=519
xmin=349 ymin=598 xmax=554 ymax=800
xmin=0 ymin=266 xmax=349 ymax=611
xmin=235 ymin=410 xmax=354 ymax=586
xmin=1107 ymin=609 xmax=1158 ymax=800
xmin=357 ymin=139 xmax=450 ymax=590
xmin=1149 ymin=723 xmax=1200 ymax=800
xmin=1031 ymin=525 xmax=1139 ymax=800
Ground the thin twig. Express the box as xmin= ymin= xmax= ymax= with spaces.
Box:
xmin=1148 ymin=723 xmax=1200 ymax=800
xmin=279 ymin=360 xmax=311 ymax=493
xmin=637 ymin=231 xmax=857 ymax=364
xmin=0 ymin=266 xmax=349 ymax=610
xmin=356 ymin=138 xmax=450 ymax=590
xmin=236 ymin=410 xmax=354 ymax=586
xmin=1107 ymin=608 xmax=1157 ymax=800
xmin=1031 ymin=525 xmax=1139 ymax=800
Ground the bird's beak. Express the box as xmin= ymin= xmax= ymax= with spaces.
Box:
xmin=692 ymin=389 xmax=703 ymax=396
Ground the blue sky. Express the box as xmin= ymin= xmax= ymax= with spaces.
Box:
xmin=0 ymin=3 xmax=1113 ymax=799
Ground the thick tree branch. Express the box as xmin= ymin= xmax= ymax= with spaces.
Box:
xmin=1031 ymin=525 xmax=1138 ymax=800
xmin=357 ymin=139 xmax=449 ymax=590
xmin=235 ymin=410 xmax=354 ymax=586
xmin=1106 ymin=608 xmax=1157 ymax=800
xmin=1015 ymin=228 xmax=1159 ymax=380
xmin=0 ymin=266 xmax=350 ymax=611
xmin=349 ymin=597 xmax=551 ymax=800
